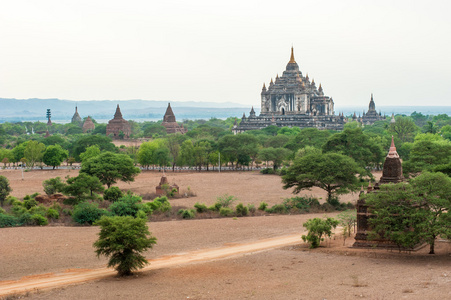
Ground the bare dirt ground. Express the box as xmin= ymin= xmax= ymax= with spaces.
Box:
xmin=1 ymin=170 xmax=450 ymax=299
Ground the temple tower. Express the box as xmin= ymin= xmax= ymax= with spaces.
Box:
xmin=161 ymin=103 xmax=187 ymax=134
xmin=106 ymin=105 xmax=131 ymax=138
xmin=83 ymin=116 xmax=96 ymax=133
xmin=71 ymin=106 xmax=82 ymax=125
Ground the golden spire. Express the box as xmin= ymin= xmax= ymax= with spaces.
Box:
xmin=270 ymin=78 xmax=273 ymax=85
xmin=276 ymin=73 xmax=279 ymax=79
xmin=263 ymin=83 xmax=266 ymax=89
xmin=289 ymin=46 xmax=296 ymax=63
xmin=306 ymin=73 xmax=309 ymax=80
xmin=312 ymin=78 xmax=315 ymax=85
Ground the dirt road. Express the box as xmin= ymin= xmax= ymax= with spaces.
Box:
xmin=0 ymin=233 xmax=303 ymax=297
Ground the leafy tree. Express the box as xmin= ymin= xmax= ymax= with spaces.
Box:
xmin=24 ymin=140 xmax=46 ymax=168
xmin=179 ymin=139 xmax=195 ymax=167
xmin=109 ymin=194 xmax=144 ymax=217
xmin=103 ymin=186 xmax=123 ymax=202
xmin=81 ymin=151 xmax=141 ymax=188
xmin=366 ymin=172 xmax=451 ymax=254
xmin=43 ymin=144 xmax=68 ymax=169
xmin=72 ymin=202 xmax=108 ymax=225
xmin=12 ymin=142 xmax=28 ymax=164
xmin=258 ymin=147 xmax=291 ymax=170
xmin=65 ymin=173 xmax=104 ymax=199
xmin=71 ymin=135 xmax=116 ymax=161
xmin=422 ymin=121 xmax=438 ymax=134
xmin=43 ymin=177 xmax=66 ymax=195
xmin=282 ymin=153 xmax=362 ymax=203
xmin=322 ymin=127 xmax=384 ymax=174
xmin=388 ymin=116 xmax=419 ymax=143
xmin=79 ymin=145 xmax=101 ymax=163
xmin=218 ymin=134 xmax=258 ymax=168
xmin=93 ymin=216 xmax=157 ymax=276
xmin=301 ymin=217 xmax=339 ymax=248
xmin=285 ymin=128 xmax=331 ymax=151
xmin=0 ymin=176 xmax=12 ymax=206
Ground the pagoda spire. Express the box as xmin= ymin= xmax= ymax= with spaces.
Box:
xmin=114 ymin=104 xmax=123 ymax=119
xmin=289 ymin=46 xmax=296 ymax=63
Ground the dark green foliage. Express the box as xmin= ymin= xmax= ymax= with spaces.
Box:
xmin=194 ymin=202 xmax=208 ymax=213
xmin=282 ymin=152 xmax=362 ymax=203
xmin=265 ymin=204 xmax=288 ymax=214
xmin=178 ymin=209 xmax=196 ymax=219
xmin=72 ymin=202 xmax=107 ymax=225
xmin=31 ymin=214 xmax=48 ymax=226
xmin=65 ymin=173 xmax=104 ymax=200
xmin=388 ymin=116 xmax=419 ymax=143
xmin=301 ymin=217 xmax=339 ymax=248
xmin=93 ymin=216 xmax=157 ymax=276
xmin=0 ymin=213 xmax=20 ymax=227
xmin=283 ymin=197 xmax=320 ymax=212
xmin=0 ymin=175 xmax=12 ymax=206
xmin=109 ymin=194 xmax=144 ymax=217
xmin=81 ymin=151 xmax=141 ymax=188
xmin=103 ymin=187 xmax=123 ymax=202
xmin=46 ymin=208 xmax=59 ymax=219
xmin=43 ymin=177 xmax=66 ymax=195
xmin=258 ymin=202 xmax=268 ymax=211
xmin=43 ymin=144 xmax=68 ymax=169
xmin=208 ymin=202 xmax=222 ymax=212
xmin=71 ymin=135 xmax=116 ymax=161
xmin=23 ymin=198 xmax=38 ymax=210
xmin=247 ymin=204 xmax=256 ymax=214
xmin=235 ymin=203 xmax=248 ymax=217
xmin=219 ymin=207 xmax=234 ymax=217
xmin=260 ymin=168 xmax=275 ymax=174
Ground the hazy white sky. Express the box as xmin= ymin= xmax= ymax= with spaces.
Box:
xmin=1 ymin=0 xmax=450 ymax=107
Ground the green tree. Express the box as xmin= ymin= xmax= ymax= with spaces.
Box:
xmin=43 ymin=177 xmax=66 ymax=195
xmin=65 ymin=173 xmax=104 ymax=199
xmin=43 ymin=144 xmax=69 ymax=169
xmin=93 ymin=216 xmax=157 ymax=276
xmin=285 ymin=128 xmax=332 ymax=152
xmin=388 ymin=116 xmax=419 ymax=143
xmin=71 ymin=135 xmax=116 ymax=161
xmin=258 ymin=147 xmax=291 ymax=170
xmin=0 ymin=176 xmax=12 ymax=206
xmin=180 ymin=139 xmax=195 ymax=167
xmin=301 ymin=217 xmax=339 ymax=248
xmin=24 ymin=141 xmax=46 ymax=168
xmin=79 ymin=145 xmax=101 ymax=163
xmin=365 ymin=172 xmax=451 ymax=254
xmin=322 ymin=127 xmax=384 ymax=174
xmin=282 ymin=153 xmax=362 ymax=203
xmin=81 ymin=151 xmax=141 ymax=188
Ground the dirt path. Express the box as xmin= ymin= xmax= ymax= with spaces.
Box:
xmin=0 ymin=233 xmax=304 ymax=297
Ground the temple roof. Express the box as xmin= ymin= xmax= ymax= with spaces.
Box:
xmin=114 ymin=104 xmax=123 ymax=119
xmin=163 ymin=103 xmax=176 ymax=123
xmin=286 ymin=47 xmax=299 ymax=71
xmin=387 ymin=136 xmax=399 ymax=158
xmin=71 ymin=106 xmax=82 ymax=123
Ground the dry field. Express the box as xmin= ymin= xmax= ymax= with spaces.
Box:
xmin=0 ymin=170 xmax=450 ymax=299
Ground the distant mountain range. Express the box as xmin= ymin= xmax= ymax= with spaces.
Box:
xmin=0 ymin=98 xmax=450 ymax=123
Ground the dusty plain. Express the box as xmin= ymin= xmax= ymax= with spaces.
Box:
xmin=0 ymin=169 xmax=450 ymax=299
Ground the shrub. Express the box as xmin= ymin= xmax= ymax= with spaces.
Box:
xmin=216 ymin=194 xmax=238 ymax=208
xmin=109 ymin=194 xmax=144 ymax=217
xmin=63 ymin=197 xmax=84 ymax=206
xmin=93 ymin=216 xmax=157 ymax=276
xmin=23 ymin=198 xmax=38 ymax=210
xmin=301 ymin=217 xmax=339 ymax=248
xmin=0 ymin=214 xmax=20 ymax=227
xmin=283 ymin=197 xmax=320 ymax=212
xmin=29 ymin=205 xmax=47 ymax=217
xmin=19 ymin=212 xmax=32 ymax=225
xmin=31 ymin=192 xmax=40 ymax=199
xmin=62 ymin=208 xmax=73 ymax=216
xmin=194 ymin=202 xmax=208 ymax=213
xmin=235 ymin=203 xmax=249 ymax=217
xmin=247 ymin=204 xmax=256 ymax=214
xmin=31 ymin=214 xmax=48 ymax=226
xmin=154 ymin=196 xmax=169 ymax=204
xmin=178 ymin=209 xmax=196 ymax=219
xmin=258 ymin=202 xmax=268 ymax=211
xmin=5 ymin=196 xmax=19 ymax=206
xmin=136 ymin=210 xmax=148 ymax=220
xmin=260 ymin=168 xmax=275 ymax=174
xmin=103 ymin=187 xmax=123 ymax=202
xmin=46 ymin=208 xmax=60 ymax=220
xmin=50 ymin=203 xmax=62 ymax=212
xmin=219 ymin=207 xmax=234 ymax=217
xmin=72 ymin=202 xmax=107 ymax=225
xmin=266 ymin=204 xmax=288 ymax=214
xmin=43 ymin=177 xmax=66 ymax=195
xmin=11 ymin=204 xmax=27 ymax=217
xmin=208 ymin=202 xmax=222 ymax=211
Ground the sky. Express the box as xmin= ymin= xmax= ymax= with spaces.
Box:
xmin=1 ymin=0 xmax=450 ymax=107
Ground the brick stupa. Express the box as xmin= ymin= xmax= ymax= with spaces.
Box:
xmin=161 ymin=103 xmax=187 ymax=134
xmin=83 ymin=116 xmax=95 ymax=133
xmin=106 ymin=105 xmax=131 ymax=138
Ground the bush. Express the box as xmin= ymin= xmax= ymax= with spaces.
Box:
xmin=219 ymin=207 xmax=234 ymax=217
xmin=23 ymin=198 xmax=38 ymax=210
xmin=103 ymin=187 xmax=123 ymax=202
xmin=266 ymin=204 xmax=288 ymax=214
xmin=11 ymin=204 xmax=27 ymax=217
xmin=109 ymin=194 xmax=144 ymax=217
xmin=0 ymin=214 xmax=20 ymax=227
xmin=62 ymin=208 xmax=73 ymax=216
xmin=235 ymin=203 xmax=248 ymax=217
xmin=283 ymin=197 xmax=320 ymax=212
xmin=260 ymin=168 xmax=275 ymax=174
xmin=29 ymin=205 xmax=47 ymax=217
xmin=43 ymin=177 xmax=66 ymax=195
xmin=247 ymin=204 xmax=256 ymax=214
xmin=216 ymin=194 xmax=238 ymax=208
xmin=46 ymin=208 xmax=60 ymax=219
xmin=31 ymin=214 xmax=48 ymax=226
xmin=19 ymin=212 xmax=32 ymax=225
xmin=136 ymin=210 xmax=148 ymax=220
xmin=301 ymin=217 xmax=339 ymax=248
xmin=178 ymin=209 xmax=196 ymax=219
xmin=72 ymin=202 xmax=107 ymax=225
xmin=63 ymin=197 xmax=84 ymax=206
xmin=258 ymin=202 xmax=268 ymax=211
xmin=194 ymin=202 xmax=208 ymax=213
xmin=208 ymin=202 xmax=222 ymax=211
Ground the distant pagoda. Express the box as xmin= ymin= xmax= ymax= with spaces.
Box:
xmin=71 ymin=106 xmax=82 ymax=125
xmin=83 ymin=116 xmax=95 ymax=133
xmin=161 ymin=103 xmax=187 ymax=134
xmin=361 ymin=94 xmax=385 ymax=125
xmin=106 ymin=105 xmax=131 ymax=138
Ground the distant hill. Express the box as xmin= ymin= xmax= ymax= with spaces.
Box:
xmin=0 ymin=98 xmax=449 ymax=123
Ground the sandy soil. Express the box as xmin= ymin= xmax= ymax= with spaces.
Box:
xmin=1 ymin=170 xmax=449 ymax=299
